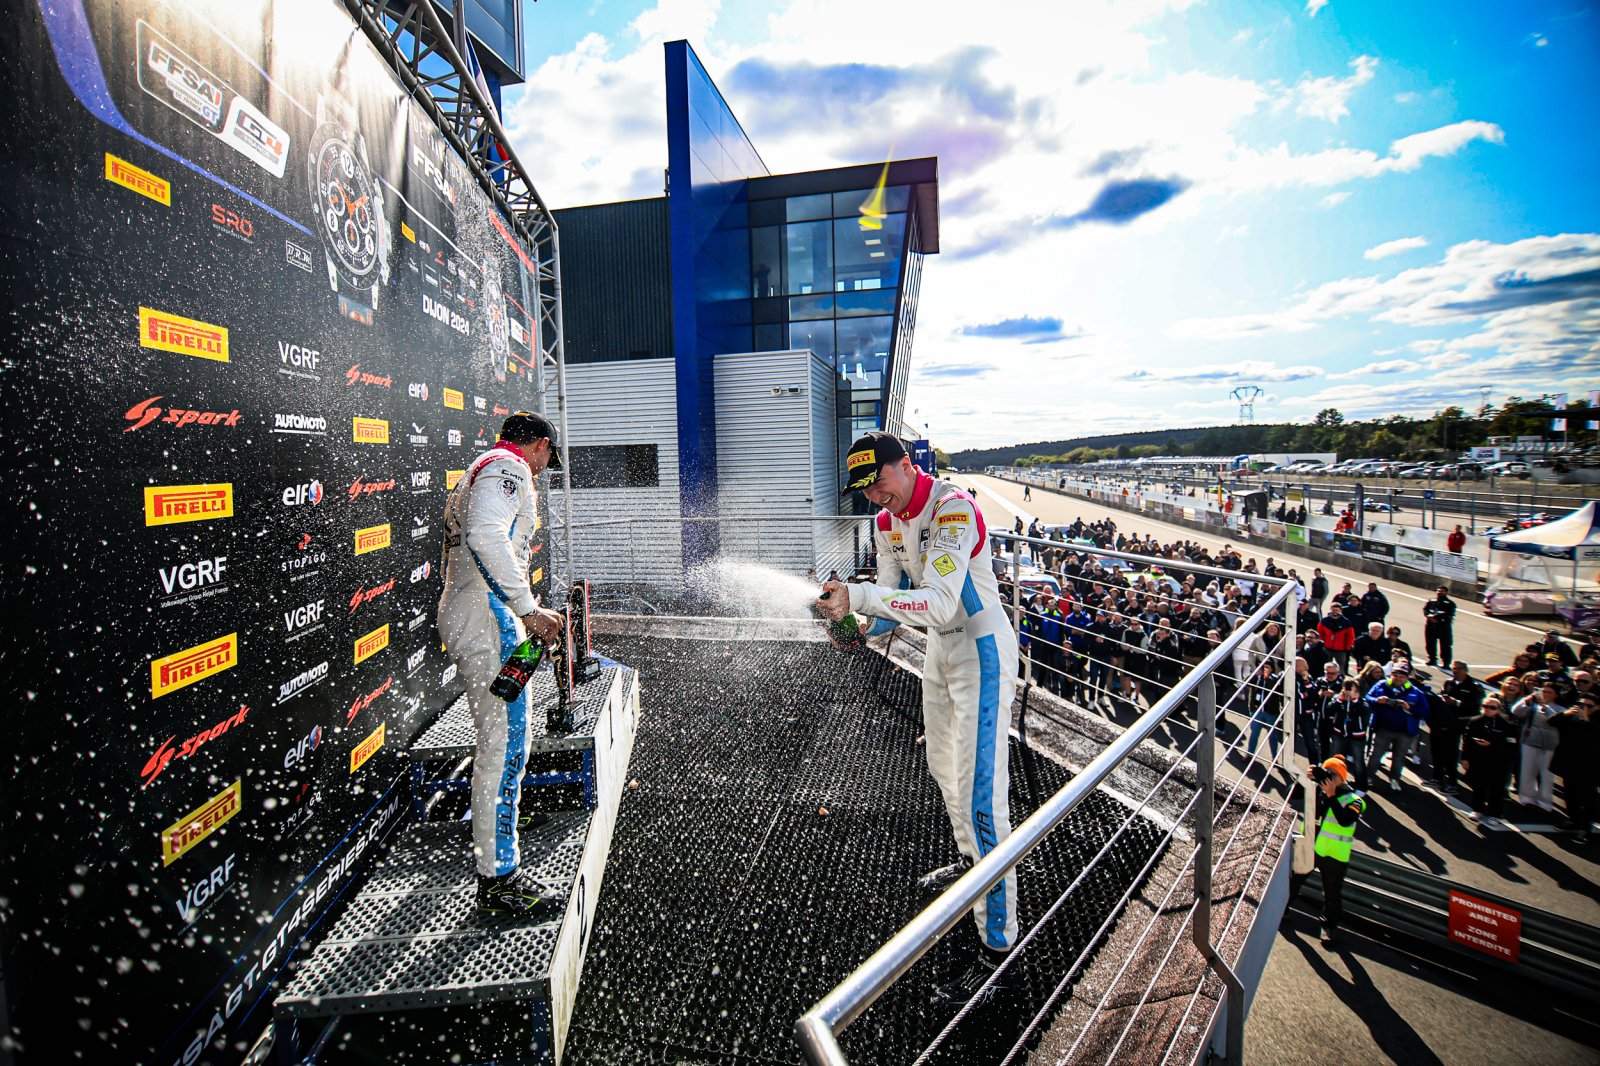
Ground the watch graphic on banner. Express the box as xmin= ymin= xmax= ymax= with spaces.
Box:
xmin=307 ymin=81 xmax=390 ymax=326
xmin=482 ymin=266 xmax=510 ymax=382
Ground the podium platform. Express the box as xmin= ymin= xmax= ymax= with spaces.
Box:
xmin=274 ymin=665 xmax=639 ymax=1064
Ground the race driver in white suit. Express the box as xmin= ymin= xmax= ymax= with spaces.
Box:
xmin=439 ymin=412 xmax=567 ymax=919
xmin=817 ymin=432 xmax=1020 ymax=1001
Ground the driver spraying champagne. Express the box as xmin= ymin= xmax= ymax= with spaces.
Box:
xmin=816 ymin=433 xmax=1020 ymax=1002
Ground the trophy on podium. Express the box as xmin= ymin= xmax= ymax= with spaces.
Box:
xmin=548 ymin=579 xmax=602 ymax=733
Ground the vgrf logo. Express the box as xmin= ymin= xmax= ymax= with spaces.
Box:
xmin=410 ymin=471 xmax=432 ymax=493
xmin=283 ymin=599 xmax=326 ymax=642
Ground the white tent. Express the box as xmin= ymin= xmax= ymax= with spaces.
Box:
xmin=1485 ymin=503 xmax=1600 ymax=621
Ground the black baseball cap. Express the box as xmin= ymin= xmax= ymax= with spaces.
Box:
xmin=840 ymin=431 xmax=909 ymax=494
xmin=499 ymin=411 xmax=562 ymax=468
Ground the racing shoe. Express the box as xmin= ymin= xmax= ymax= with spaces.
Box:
xmin=517 ymin=811 xmax=551 ymax=833
xmin=931 ymin=943 xmax=1011 ymax=1007
xmin=477 ymin=867 xmax=568 ymax=922
xmin=917 ymin=858 xmax=973 ymax=896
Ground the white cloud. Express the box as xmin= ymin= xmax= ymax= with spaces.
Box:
xmin=1220 ymin=223 xmax=1251 ymax=239
xmin=1363 ymin=235 xmax=1429 ymax=260
xmin=1326 ymin=358 xmax=1420 ymax=379
xmin=1126 ymin=359 xmax=1324 ymax=383
xmin=1305 ymin=0 xmax=1330 ymax=17
xmin=1292 ymin=55 xmax=1377 ymax=123
xmin=1321 ymin=191 xmax=1351 ymax=208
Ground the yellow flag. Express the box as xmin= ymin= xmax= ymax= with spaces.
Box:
xmin=858 ymin=160 xmax=891 ymax=231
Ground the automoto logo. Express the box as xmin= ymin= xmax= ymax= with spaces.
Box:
xmin=139 ymin=307 xmax=228 ymax=362
xmin=443 ymin=387 xmax=464 ymax=410
xmin=348 ymin=577 xmax=395 ymax=616
xmin=140 ymin=704 xmax=249 ymax=788
xmin=281 ymin=480 xmax=323 ymax=506
xmin=347 ymin=476 xmax=396 ymax=502
xmin=105 ymin=152 xmax=169 ymax=204
xmin=158 ymin=554 xmax=230 ymax=608
xmin=354 ymin=524 xmax=391 ymax=555
xmin=276 ymin=660 xmax=329 ymax=705
xmin=283 ymin=599 xmax=326 ymax=642
xmin=410 ymin=471 xmax=432 ymax=493
xmin=409 ymin=560 xmax=432 ymax=585
xmin=345 ymin=364 xmax=393 ymax=389
xmin=408 ymin=422 xmax=430 ymax=447
xmin=125 ymin=397 xmax=241 ymax=432
xmin=151 ymin=633 xmax=237 ymax=699
xmin=352 ymin=417 xmax=390 ymax=444
xmin=407 ymin=383 xmax=429 ymax=400
xmin=162 ymin=780 xmax=242 ymax=866
xmin=354 ymin=624 xmax=390 ymax=664
xmin=347 ymin=675 xmax=392 ymax=725
xmin=350 ymin=723 xmax=386 ymax=774
xmin=145 ymin=484 xmax=233 ymax=527
xmin=273 ymin=412 xmax=328 ymax=437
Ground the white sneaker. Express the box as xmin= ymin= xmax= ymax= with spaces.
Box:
xmin=1389 ymin=780 xmax=1401 ymax=792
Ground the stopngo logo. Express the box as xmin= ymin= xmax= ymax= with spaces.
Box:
xmin=138 ymin=307 xmax=228 ymax=362
xmin=105 ymin=153 xmax=169 ymax=205
xmin=350 ymin=722 xmax=385 ymax=773
xmin=162 ymin=780 xmax=241 ymax=866
xmin=354 ymin=623 xmax=390 ymax=664
xmin=151 ymin=633 xmax=238 ymax=699
xmin=353 ymin=524 xmax=391 ymax=556
xmin=145 ymin=484 xmax=234 ymax=527
xmin=352 ymin=416 xmax=390 ymax=444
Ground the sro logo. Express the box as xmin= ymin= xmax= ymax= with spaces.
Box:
xmin=210 ymin=203 xmax=253 ymax=241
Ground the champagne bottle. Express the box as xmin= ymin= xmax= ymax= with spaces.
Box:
xmin=490 ymin=636 xmax=547 ymax=702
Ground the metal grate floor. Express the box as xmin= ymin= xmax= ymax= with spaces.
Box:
xmin=565 ymin=634 xmax=1166 ymax=1064
xmin=408 ymin=666 xmax=627 ymax=760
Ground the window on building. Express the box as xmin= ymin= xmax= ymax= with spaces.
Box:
xmin=567 ymin=444 xmax=660 ymax=489
xmin=783 ymin=219 xmax=832 ymax=294
xmin=833 ymin=214 xmax=904 ymax=293
xmin=785 ymin=193 xmax=833 ymax=221
xmin=789 ymin=319 xmax=835 ymax=363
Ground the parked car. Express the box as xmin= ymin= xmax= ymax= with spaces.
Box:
xmin=1399 ymin=463 xmax=1443 ymax=480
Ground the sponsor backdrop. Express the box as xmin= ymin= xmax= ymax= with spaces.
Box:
xmin=0 ymin=2 xmax=548 ymax=1062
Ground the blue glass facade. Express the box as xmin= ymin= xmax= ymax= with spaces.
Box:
xmin=656 ymin=42 xmax=939 ymax=556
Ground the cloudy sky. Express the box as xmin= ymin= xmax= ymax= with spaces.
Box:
xmin=499 ymin=0 xmax=1600 ymax=450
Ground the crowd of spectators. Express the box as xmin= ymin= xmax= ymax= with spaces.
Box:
xmin=994 ymin=514 xmax=1600 ymax=843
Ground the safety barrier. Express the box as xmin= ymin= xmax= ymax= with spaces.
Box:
xmin=795 ymin=531 xmax=1309 ymax=1065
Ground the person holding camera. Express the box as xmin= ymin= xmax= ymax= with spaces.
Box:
xmin=1289 ymin=756 xmax=1367 ymax=947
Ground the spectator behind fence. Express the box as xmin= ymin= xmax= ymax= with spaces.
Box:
xmin=1353 ymin=623 xmax=1389 ymax=668
xmin=1325 ymin=679 xmax=1370 ymax=790
xmin=1433 ymin=660 xmax=1481 ymax=794
xmin=1462 ymin=696 xmax=1518 ymax=821
xmin=1317 ymin=604 xmax=1357 ymax=673
xmin=1551 ymin=694 xmax=1598 ymax=843
xmin=1513 ymin=684 xmax=1564 ymax=812
xmin=1364 ymin=664 xmax=1427 ymax=793
xmin=1423 ymin=586 xmax=1456 ymax=667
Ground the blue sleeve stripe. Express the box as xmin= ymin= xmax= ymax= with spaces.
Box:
xmin=972 ymin=633 xmax=1009 ymax=948
xmin=470 ymin=547 xmax=515 ymax=606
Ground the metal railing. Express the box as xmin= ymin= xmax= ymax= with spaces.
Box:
xmin=794 ymin=530 xmax=1310 ymax=1065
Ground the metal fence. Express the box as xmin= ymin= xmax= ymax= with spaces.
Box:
xmin=793 ymin=531 xmax=1310 ymax=1065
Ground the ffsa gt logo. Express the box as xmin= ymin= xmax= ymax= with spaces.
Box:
xmin=411 ymin=144 xmax=457 ymax=207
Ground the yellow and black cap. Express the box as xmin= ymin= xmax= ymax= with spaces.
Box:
xmin=840 ymin=431 xmax=909 ymax=494
xmin=499 ymin=411 xmax=562 ymax=468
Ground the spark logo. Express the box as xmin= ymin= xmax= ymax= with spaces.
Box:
xmin=145 ymin=484 xmax=233 ymax=527
xmin=348 ymin=577 xmax=396 ymax=615
xmin=345 ymin=364 xmax=393 ymax=388
xmin=350 ymin=723 xmax=385 ymax=773
xmin=442 ymin=387 xmax=464 ymax=410
xmin=151 ymin=633 xmax=237 ymax=699
xmin=105 ymin=153 xmax=170 ymax=204
xmin=354 ymin=524 xmax=391 ymax=555
xmin=354 ymin=624 xmax=390 ymax=664
xmin=347 ymin=675 xmax=392 ymax=724
xmin=162 ymin=781 xmax=241 ymax=866
xmin=347 ymin=476 xmax=396 ymax=502
xmin=139 ymin=704 xmax=249 ymax=787
xmin=139 ymin=307 xmax=228 ymax=361
xmin=125 ymin=397 xmax=241 ymax=432
xmin=352 ymin=417 xmax=390 ymax=444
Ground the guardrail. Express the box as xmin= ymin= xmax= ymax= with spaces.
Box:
xmin=1299 ymin=852 xmax=1600 ymax=1001
xmin=794 ymin=531 xmax=1309 ymax=1065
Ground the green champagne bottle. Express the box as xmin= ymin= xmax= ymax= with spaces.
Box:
xmin=490 ymin=636 xmax=547 ymax=702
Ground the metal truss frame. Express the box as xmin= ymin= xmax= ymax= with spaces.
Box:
xmin=343 ymin=0 xmax=575 ymax=590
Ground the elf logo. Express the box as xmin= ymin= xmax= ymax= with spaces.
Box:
xmin=283 ymin=599 xmax=325 ymax=640
xmin=281 ymin=480 xmax=323 ymax=506
xmin=282 ymin=724 xmax=323 ymax=771
xmin=409 ymin=560 xmax=433 ymax=584
xmin=408 ymin=382 xmax=430 ymax=400
xmin=176 ymin=852 xmax=237 ymax=924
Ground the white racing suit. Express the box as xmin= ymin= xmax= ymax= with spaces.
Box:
xmin=847 ymin=472 xmax=1020 ymax=950
xmin=437 ymin=442 xmax=541 ymax=878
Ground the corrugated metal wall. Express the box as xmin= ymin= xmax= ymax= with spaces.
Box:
xmin=550 ymin=358 xmax=683 ymax=588
xmin=551 ymin=198 xmax=674 ymax=365
xmin=714 ymin=350 xmax=855 ymax=577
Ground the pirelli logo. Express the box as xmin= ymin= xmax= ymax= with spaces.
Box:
xmin=106 ymin=153 xmax=170 ymax=204
xmin=354 ymin=524 xmax=391 ymax=555
xmin=139 ymin=307 xmax=229 ymax=362
xmin=354 ymin=623 xmax=390 ymax=664
xmin=151 ymin=633 xmax=238 ymax=699
xmin=936 ymin=512 xmax=969 ymax=526
xmin=350 ymin=722 xmax=385 ymax=773
xmin=847 ymin=449 xmax=875 ymax=470
xmin=446 ymin=469 xmax=464 ymax=490
xmin=145 ymin=483 xmax=233 ymax=527
xmin=352 ymin=417 xmax=390 ymax=444
xmin=162 ymin=780 xmax=242 ymax=866
xmin=400 ymin=221 xmax=416 ymax=242
xmin=442 ymin=388 xmax=464 ymax=410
